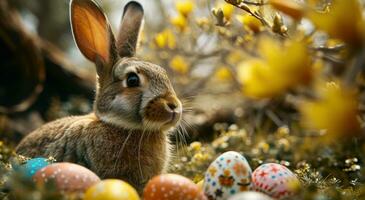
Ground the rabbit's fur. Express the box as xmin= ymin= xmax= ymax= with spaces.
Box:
xmin=16 ymin=0 xmax=182 ymax=193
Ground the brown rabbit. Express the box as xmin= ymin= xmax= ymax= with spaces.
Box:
xmin=16 ymin=0 xmax=182 ymax=193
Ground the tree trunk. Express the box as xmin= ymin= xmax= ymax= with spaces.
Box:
xmin=0 ymin=0 xmax=94 ymax=115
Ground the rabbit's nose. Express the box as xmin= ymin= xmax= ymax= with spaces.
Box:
xmin=162 ymin=93 xmax=181 ymax=111
xmin=164 ymin=96 xmax=181 ymax=114
xmin=167 ymin=102 xmax=177 ymax=112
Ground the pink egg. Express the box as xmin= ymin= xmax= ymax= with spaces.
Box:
xmin=252 ymin=163 xmax=300 ymax=199
xmin=33 ymin=162 xmax=100 ymax=193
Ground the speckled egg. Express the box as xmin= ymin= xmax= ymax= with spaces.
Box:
xmin=21 ymin=157 xmax=50 ymax=178
xmin=33 ymin=162 xmax=100 ymax=193
xmin=252 ymin=163 xmax=300 ymax=199
xmin=84 ymin=179 xmax=139 ymax=200
xmin=228 ymin=191 xmax=273 ymax=200
xmin=203 ymin=151 xmax=252 ymax=200
xmin=144 ymin=174 xmax=206 ymax=200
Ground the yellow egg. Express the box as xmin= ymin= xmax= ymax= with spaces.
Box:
xmin=84 ymin=179 xmax=140 ymax=200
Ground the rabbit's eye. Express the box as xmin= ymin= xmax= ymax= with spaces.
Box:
xmin=126 ymin=73 xmax=140 ymax=87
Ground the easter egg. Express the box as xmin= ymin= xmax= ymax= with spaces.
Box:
xmin=228 ymin=191 xmax=273 ymax=200
xmin=21 ymin=157 xmax=50 ymax=178
xmin=144 ymin=174 xmax=206 ymax=200
xmin=33 ymin=162 xmax=100 ymax=193
xmin=203 ymin=151 xmax=252 ymax=200
xmin=252 ymin=163 xmax=300 ymax=199
xmin=84 ymin=179 xmax=139 ymax=200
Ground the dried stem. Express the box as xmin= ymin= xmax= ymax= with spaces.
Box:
xmin=345 ymin=47 xmax=365 ymax=86
xmin=224 ymin=0 xmax=271 ymax=27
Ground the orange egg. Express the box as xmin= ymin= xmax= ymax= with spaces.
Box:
xmin=144 ymin=174 xmax=206 ymax=200
xmin=33 ymin=162 xmax=100 ymax=193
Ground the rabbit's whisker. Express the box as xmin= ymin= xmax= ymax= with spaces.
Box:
xmin=111 ymin=129 xmax=133 ymax=177
xmin=138 ymin=127 xmax=146 ymax=180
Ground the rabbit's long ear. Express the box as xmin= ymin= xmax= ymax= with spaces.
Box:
xmin=117 ymin=1 xmax=144 ymax=57
xmin=70 ymin=0 xmax=116 ymax=68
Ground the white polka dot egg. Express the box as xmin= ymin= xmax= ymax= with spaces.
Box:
xmin=203 ymin=151 xmax=252 ymax=200
xmin=143 ymin=174 xmax=206 ymax=200
xmin=33 ymin=162 xmax=100 ymax=193
xmin=252 ymin=163 xmax=300 ymax=199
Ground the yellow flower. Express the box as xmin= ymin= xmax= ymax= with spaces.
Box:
xmin=170 ymin=55 xmax=189 ymax=74
xmin=176 ymin=0 xmax=194 ymax=17
xmin=237 ymin=38 xmax=313 ymax=98
xmin=308 ymin=0 xmax=365 ymax=46
xmin=257 ymin=141 xmax=270 ymax=153
xmin=299 ymin=81 xmax=360 ymax=139
xmin=260 ymin=38 xmax=311 ymax=84
xmin=218 ymin=3 xmax=235 ymax=21
xmin=193 ymin=153 xmax=205 ymax=162
xmin=190 ymin=141 xmax=202 ymax=151
xmin=154 ymin=29 xmax=176 ymax=49
xmin=171 ymin=14 xmax=188 ymax=31
xmin=269 ymin=0 xmax=305 ymax=20
xmin=236 ymin=14 xmax=262 ymax=33
xmin=227 ymin=51 xmax=243 ymax=64
xmin=238 ymin=59 xmax=279 ymax=98
xmin=215 ymin=67 xmax=231 ymax=81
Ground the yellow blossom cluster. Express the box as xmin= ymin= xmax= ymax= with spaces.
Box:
xmin=309 ymin=0 xmax=365 ymax=47
xmin=236 ymin=14 xmax=262 ymax=33
xmin=219 ymin=3 xmax=235 ymax=21
xmin=214 ymin=67 xmax=232 ymax=81
xmin=299 ymin=81 xmax=361 ymax=139
xmin=170 ymin=55 xmax=189 ymax=74
xmin=237 ymin=38 xmax=313 ymax=98
xmin=270 ymin=0 xmax=365 ymax=46
xmin=154 ymin=29 xmax=176 ymax=49
xmin=171 ymin=0 xmax=194 ymax=31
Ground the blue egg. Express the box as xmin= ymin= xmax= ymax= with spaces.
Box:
xmin=23 ymin=157 xmax=50 ymax=177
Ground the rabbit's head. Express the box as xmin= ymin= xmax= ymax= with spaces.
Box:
xmin=70 ymin=0 xmax=182 ymax=131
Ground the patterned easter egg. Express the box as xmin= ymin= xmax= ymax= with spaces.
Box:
xmin=252 ymin=163 xmax=300 ymax=199
xmin=33 ymin=162 xmax=100 ymax=193
xmin=21 ymin=157 xmax=50 ymax=178
xmin=228 ymin=191 xmax=273 ymax=200
xmin=203 ymin=151 xmax=252 ymax=200
xmin=144 ymin=174 xmax=206 ymax=200
xmin=84 ymin=179 xmax=139 ymax=200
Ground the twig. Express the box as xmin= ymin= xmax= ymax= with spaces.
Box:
xmin=224 ymin=0 xmax=271 ymax=27
xmin=311 ymin=44 xmax=346 ymax=53
xmin=316 ymin=54 xmax=344 ymax=65
xmin=241 ymin=0 xmax=267 ymax=6
xmin=344 ymin=47 xmax=365 ymax=86
xmin=265 ymin=109 xmax=284 ymax=127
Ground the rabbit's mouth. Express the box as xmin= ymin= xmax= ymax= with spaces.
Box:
xmin=143 ymin=108 xmax=182 ymax=131
xmin=142 ymin=95 xmax=182 ymax=131
xmin=157 ymin=111 xmax=181 ymax=130
xmin=166 ymin=110 xmax=181 ymax=125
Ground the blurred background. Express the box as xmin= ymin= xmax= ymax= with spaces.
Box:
xmin=2 ymin=0 xmax=365 ymax=199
